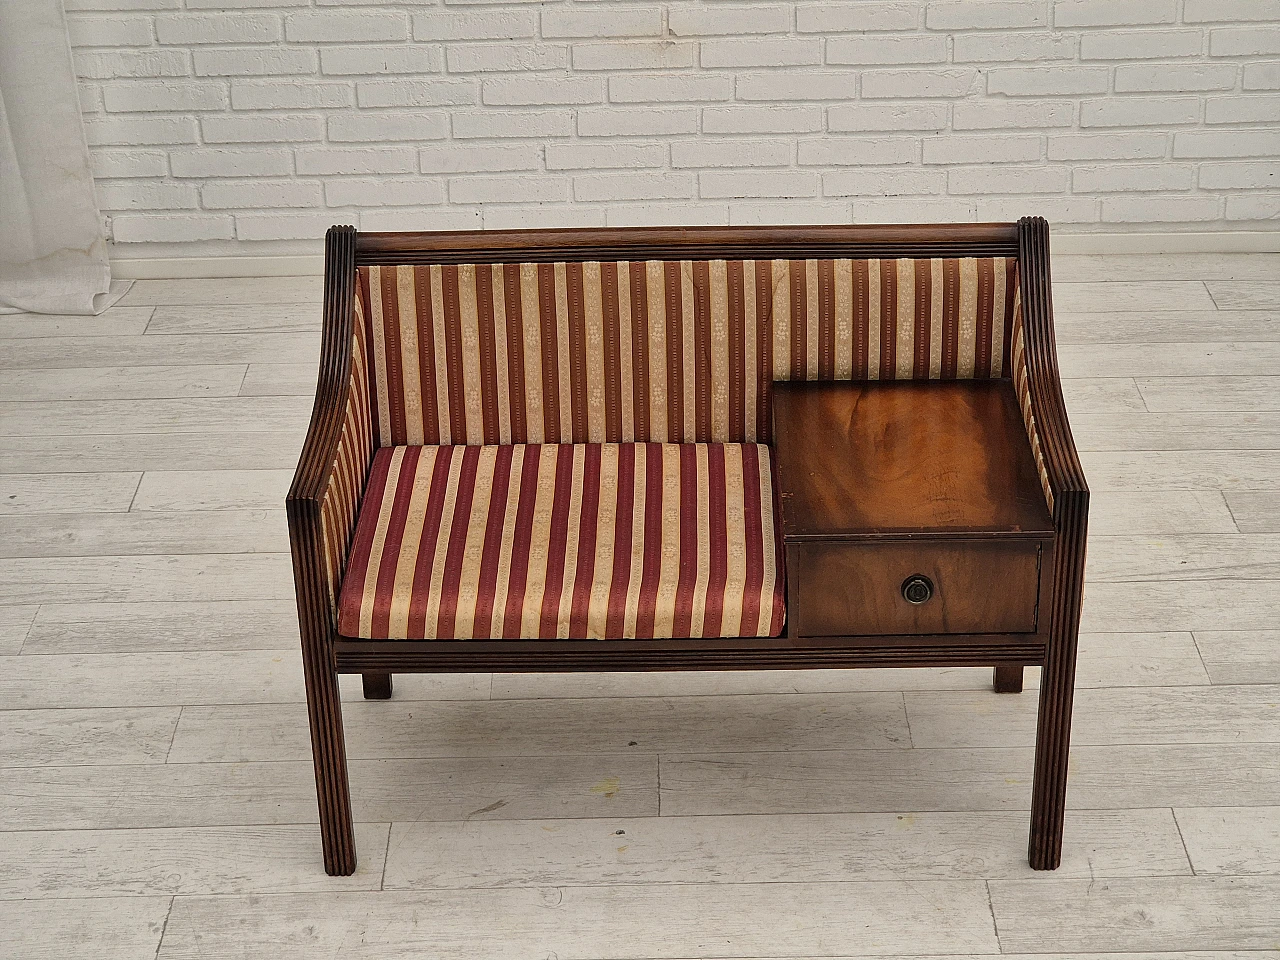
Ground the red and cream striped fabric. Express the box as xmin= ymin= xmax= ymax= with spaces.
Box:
xmin=336 ymin=442 xmax=786 ymax=640
xmin=1009 ymin=297 xmax=1055 ymax=514
xmin=317 ymin=289 xmax=376 ymax=623
xmin=357 ymin=257 xmax=1020 ymax=447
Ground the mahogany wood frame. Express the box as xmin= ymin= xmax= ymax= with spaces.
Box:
xmin=286 ymin=217 xmax=1088 ymax=876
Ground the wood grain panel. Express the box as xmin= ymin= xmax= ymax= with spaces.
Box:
xmin=795 ymin=539 xmax=1041 ymax=636
xmin=773 ymin=380 xmax=1053 ymax=537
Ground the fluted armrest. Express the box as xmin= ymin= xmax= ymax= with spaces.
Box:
xmin=1014 ymin=217 xmax=1089 ymax=513
xmin=287 ymin=226 xmax=375 ymax=640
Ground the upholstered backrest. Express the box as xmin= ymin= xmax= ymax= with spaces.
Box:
xmin=356 ymin=256 xmax=1020 ymax=447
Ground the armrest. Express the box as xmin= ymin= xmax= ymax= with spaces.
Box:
xmin=287 ymin=225 xmax=375 ymax=641
xmin=1014 ymin=217 xmax=1089 ymax=518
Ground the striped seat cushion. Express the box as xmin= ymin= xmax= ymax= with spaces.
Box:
xmin=337 ymin=442 xmax=786 ymax=640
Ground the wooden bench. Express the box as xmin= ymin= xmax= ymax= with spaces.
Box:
xmin=287 ymin=218 xmax=1088 ymax=875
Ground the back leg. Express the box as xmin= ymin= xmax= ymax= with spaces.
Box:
xmin=994 ymin=665 xmax=1024 ymax=693
xmin=362 ymin=672 xmax=393 ymax=699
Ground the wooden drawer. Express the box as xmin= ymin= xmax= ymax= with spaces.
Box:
xmin=792 ymin=539 xmax=1042 ymax=637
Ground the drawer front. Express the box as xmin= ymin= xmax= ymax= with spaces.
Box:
xmin=793 ymin=539 xmax=1042 ymax=637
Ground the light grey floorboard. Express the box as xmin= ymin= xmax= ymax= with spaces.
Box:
xmin=0 ymin=650 xmax=488 ymax=708
xmin=1059 ymin=342 xmax=1280 ymax=378
xmin=1073 ymin=415 xmax=1280 ymax=451
xmin=1054 ymin=281 xmax=1216 ymax=312
xmin=904 ymin=685 xmax=1280 ymax=749
xmin=0 ymin=605 xmax=37 ymax=655
xmin=1205 ymin=279 xmax=1280 ymax=310
xmin=0 ymin=396 xmax=311 ymax=436
xmin=118 ymin=276 xmax=323 ymax=306
xmin=660 ymin=744 xmax=1280 ymax=816
xmin=1193 ymin=631 xmax=1280 ymax=684
xmin=383 ymin=808 xmax=1190 ymax=887
xmin=1082 ymin=451 xmax=1280 ymax=490
xmin=1081 ymin=580 xmax=1280 ymax=633
xmin=0 ymin=754 xmax=660 ymax=830
xmin=0 ymin=896 xmax=170 ymax=960
xmin=990 ymin=876 xmax=1280 ymax=952
xmin=167 ymin=693 xmax=912 ymax=763
xmin=1 ymin=707 xmax=179 ymax=767
xmin=1225 ymin=491 xmax=1280 ymax=533
xmin=1138 ymin=375 xmax=1280 ymax=412
xmin=1056 ymin=310 xmax=1280 ymax=344
xmin=0 ymin=823 xmax=389 ymax=898
xmin=1087 ymin=534 xmax=1280 ymax=582
xmin=1055 ymin=253 xmax=1280 ymax=281
xmin=0 ymin=554 xmax=294 ymax=604
xmin=0 ymin=333 xmax=318 ymax=369
xmin=156 ymin=883 xmax=1000 ymax=959
xmin=146 ymin=304 xmax=321 ymax=335
xmin=0 ymin=365 xmax=248 ymax=402
xmin=0 ymin=472 xmax=140 ymax=515
xmin=241 ymin=361 xmax=324 ymax=396
xmin=0 ymin=509 xmax=289 ymax=558
xmin=1061 ymin=377 xmax=1146 ymax=413
xmin=1086 ymin=491 xmax=1237 ymax=535
xmin=0 ymin=430 xmax=304 ymax=473
xmin=21 ymin=599 xmax=300 ymax=654
xmin=1173 ymin=805 xmax=1280 ymax=875
xmin=0 ymin=307 xmax=155 ymax=339
xmin=130 ymin=469 xmax=294 ymax=512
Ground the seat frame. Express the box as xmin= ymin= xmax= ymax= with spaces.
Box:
xmin=287 ymin=219 xmax=1088 ymax=876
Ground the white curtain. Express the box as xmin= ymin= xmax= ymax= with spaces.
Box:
xmin=0 ymin=0 xmax=128 ymax=314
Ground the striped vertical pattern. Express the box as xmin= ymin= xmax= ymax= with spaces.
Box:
xmin=318 ymin=276 xmax=376 ymax=622
xmin=1009 ymin=290 xmax=1055 ymax=515
xmin=337 ymin=442 xmax=786 ymax=640
xmin=358 ymin=257 xmax=1019 ymax=446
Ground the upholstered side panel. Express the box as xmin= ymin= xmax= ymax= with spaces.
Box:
xmin=1010 ymin=289 xmax=1055 ymax=514
xmin=317 ymin=274 xmax=376 ymax=623
xmin=337 ymin=442 xmax=786 ymax=640
xmin=358 ymin=257 xmax=1019 ymax=446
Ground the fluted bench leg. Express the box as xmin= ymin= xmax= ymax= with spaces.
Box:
xmin=303 ymin=661 xmax=356 ymax=876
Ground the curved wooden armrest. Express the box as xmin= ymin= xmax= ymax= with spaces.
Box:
xmin=289 ymin=225 xmax=359 ymax=507
xmin=287 ymin=225 xmax=373 ymax=639
xmin=1016 ymin=217 xmax=1090 ymax=520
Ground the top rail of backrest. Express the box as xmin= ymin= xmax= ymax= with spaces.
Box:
xmin=353 ymin=222 xmax=1022 ymax=266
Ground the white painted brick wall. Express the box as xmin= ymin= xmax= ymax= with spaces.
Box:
xmin=68 ymin=0 xmax=1280 ymax=248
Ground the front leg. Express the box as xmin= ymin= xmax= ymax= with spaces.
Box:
xmin=303 ymin=655 xmax=357 ymax=875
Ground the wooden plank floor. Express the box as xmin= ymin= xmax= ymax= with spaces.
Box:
xmin=2 ymin=254 xmax=1279 ymax=958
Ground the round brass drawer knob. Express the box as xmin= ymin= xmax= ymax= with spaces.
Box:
xmin=902 ymin=575 xmax=934 ymax=605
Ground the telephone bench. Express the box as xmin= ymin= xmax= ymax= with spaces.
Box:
xmin=287 ymin=219 xmax=1088 ymax=875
